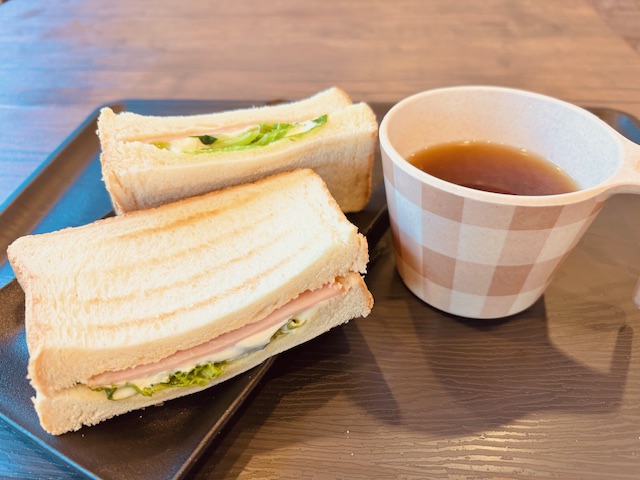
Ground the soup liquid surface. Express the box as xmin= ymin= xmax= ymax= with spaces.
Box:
xmin=408 ymin=141 xmax=579 ymax=195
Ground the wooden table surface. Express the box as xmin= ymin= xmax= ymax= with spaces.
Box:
xmin=1 ymin=0 xmax=640 ymax=478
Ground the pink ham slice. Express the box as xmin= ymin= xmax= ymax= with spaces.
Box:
xmin=86 ymin=283 xmax=343 ymax=387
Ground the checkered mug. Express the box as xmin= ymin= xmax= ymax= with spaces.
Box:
xmin=379 ymin=86 xmax=640 ymax=319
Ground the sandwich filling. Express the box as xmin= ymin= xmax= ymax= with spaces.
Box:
xmin=150 ymin=115 xmax=328 ymax=154
xmin=87 ymin=282 xmax=342 ymax=400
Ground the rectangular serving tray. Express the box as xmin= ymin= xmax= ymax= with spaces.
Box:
xmin=0 ymin=99 xmax=388 ymax=480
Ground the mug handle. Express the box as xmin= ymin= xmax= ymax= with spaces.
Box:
xmin=612 ymin=137 xmax=640 ymax=194
xmin=606 ymin=137 xmax=640 ymax=308
xmin=620 ymin=139 xmax=640 ymax=308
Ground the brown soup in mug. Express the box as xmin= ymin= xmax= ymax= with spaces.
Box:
xmin=407 ymin=141 xmax=579 ymax=195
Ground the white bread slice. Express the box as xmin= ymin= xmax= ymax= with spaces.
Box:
xmin=98 ymin=87 xmax=377 ymax=214
xmin=32 ymin=272 xmax=371 ymax=435
xmin=7 ymin=169 xmax=370 ymax=405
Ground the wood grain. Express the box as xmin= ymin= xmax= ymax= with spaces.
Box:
xmin=590 ymin=0 xmax=640 ymax=53
xmin=1 ymin=0 xmax=640 ymax=208
xmin=0 ymin=0 xmax=639 ymax=478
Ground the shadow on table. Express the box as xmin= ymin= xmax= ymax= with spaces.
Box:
xmin=415 ymin=299 xmax=632 ymax=430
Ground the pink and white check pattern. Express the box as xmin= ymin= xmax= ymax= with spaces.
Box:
xmin=382 ymin=154 xmax=604 ymax=319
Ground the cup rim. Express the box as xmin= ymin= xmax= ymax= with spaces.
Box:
xmin=379 ymin=85 xmax=625 ymax=207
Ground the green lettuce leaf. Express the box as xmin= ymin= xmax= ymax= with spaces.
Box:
xmin=92 ymin=316 xmax=307 ymax=401
xmin=270 ymin=317 xmax=304 ymax=341
xmin=92 ymin=362 xmax=226 ymax=401
xmin=154 ymin=115 xmax=328 ymax=154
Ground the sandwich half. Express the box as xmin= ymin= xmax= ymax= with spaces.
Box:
xmin=7 ymin=169 xmax=373 ymax=435
xmin=98 ymin=87 xmax=378 ymax=214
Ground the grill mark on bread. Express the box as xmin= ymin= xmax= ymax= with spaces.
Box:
xmin=32 ymin=188 xmax=266 ymax=246
xmin=84 ymin=235 xmax=320 ymax=331
xmin=86 ymin=208 xmax=279 ymax=277
xmin=111 ymin=195 xmax=259 ymax=241
xmin=66 ymin=224 xmax=291 ymax=306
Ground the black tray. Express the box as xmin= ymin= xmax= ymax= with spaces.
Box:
xmin=0 ymin=100 xmax=638 ymax=479
xmin=0 ymin=99 xmax=388 ymax=480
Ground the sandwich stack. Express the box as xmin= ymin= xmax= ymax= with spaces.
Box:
xmin=8 ymin=169 xmax=373 ymax=434
xmin=98 ymin=87 xmax=378 ymax=214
